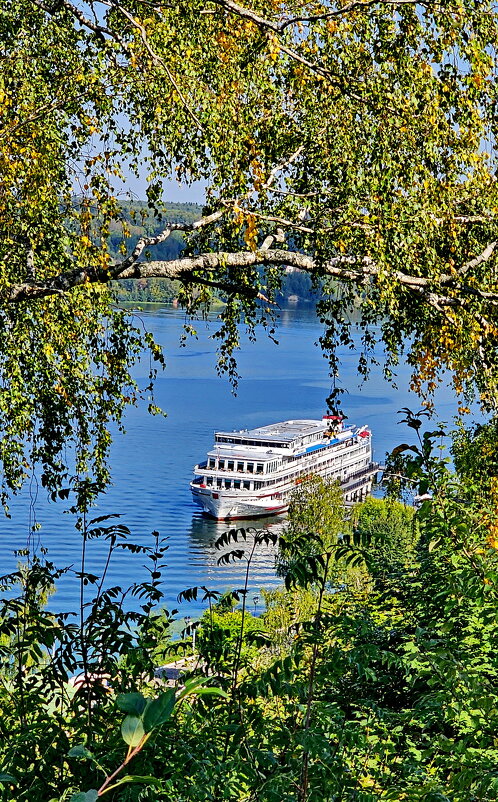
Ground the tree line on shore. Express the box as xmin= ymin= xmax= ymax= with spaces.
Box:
xmin=110 ymin=201 xmax=321 ymax=305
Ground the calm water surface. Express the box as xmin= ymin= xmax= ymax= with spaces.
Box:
xmin=0 ymin=305 xmax=457 ymax=617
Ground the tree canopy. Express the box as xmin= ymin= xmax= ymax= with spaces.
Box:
xmin=2 ymin=0 xmax=498 ymax=496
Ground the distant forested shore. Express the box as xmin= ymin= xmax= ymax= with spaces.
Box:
xmin=112 ymin=200 xmax=321 ymax=305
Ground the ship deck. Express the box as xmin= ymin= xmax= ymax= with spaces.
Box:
xmin=215 ymin=419 xmax=327 ymax=444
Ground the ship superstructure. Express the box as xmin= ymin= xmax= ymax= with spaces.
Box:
xmin=190 ymin=417 xmax=377 ymax=520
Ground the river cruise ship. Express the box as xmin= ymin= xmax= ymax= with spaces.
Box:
xmin=190 ymin=417 xmax=378 ymax=520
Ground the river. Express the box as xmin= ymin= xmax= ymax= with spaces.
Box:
xmin=0 ymin=303 xmax=457 ymax=618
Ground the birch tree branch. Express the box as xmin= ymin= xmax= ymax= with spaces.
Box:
xmin=209 ymin=0 xmax=427 ymax=33
xmin=279 ymin=0 xmax=435 ymax=31
xmin=6 ymin=247 xmax=498 ymax=323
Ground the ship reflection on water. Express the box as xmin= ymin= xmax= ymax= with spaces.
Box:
xmin=186 ymin=512 xmax=285 ymax=601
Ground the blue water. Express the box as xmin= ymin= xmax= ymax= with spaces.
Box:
xmin=0 ymin=304 xmax=458 ymax=618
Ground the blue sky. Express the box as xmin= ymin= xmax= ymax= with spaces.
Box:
xmin=121 ymin=172 xmax=206 ymax=204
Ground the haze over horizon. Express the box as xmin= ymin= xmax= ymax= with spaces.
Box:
xmin=115 ymin=170 xmax=206 ymax=205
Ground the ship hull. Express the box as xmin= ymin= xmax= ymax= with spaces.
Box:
xmin=191 ymin=486 xmax=289 ymax=520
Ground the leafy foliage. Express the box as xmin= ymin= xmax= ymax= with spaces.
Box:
xmin=2 ymin=1 xmax=498 ymax=497
xmin=1 ymin=428 xmax=498 ymax=800
xmin=3 ymin=4 xmax=498 ymax=794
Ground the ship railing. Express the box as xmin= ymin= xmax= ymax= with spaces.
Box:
xmin=192 ymin=465 xmax=378 ymax=495
xmin=279 ymin=451 xmax=370 ymax=478
xmin=195 ymin=446 xmax=373 ymax=480
xmin=286 ymin=440 xmax=369 ymax=465
xmin=195 ymin=456 xmax=369 ymax=480
xmin=286 ymin=434 xmax=365 ymax=460
xmin=340 ymin=464 xmax=379 ymax=489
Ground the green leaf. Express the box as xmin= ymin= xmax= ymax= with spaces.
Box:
xmin=69 ymin=792 xmax=98 ymax=802
xmin=178 ymin=676 xmax=211 ymax=695
xmin=105 ymin=774 xmax=162 ymax=792
xmin=116 ymin=692 xmax=147 ymax=716
xmin=191 ymin=687 xmax=229 ymax=699
xmin=68 ymin=745 xmax=94 ymax=760
xmin=0 ymin=773 xmax=17 ymax=784
xmin=428 ymin=538 xmax=441 ymax=552
xmin=143 ymin=689 xmax=176 ymax=732
xmin=177 ymin=677 xmax=229 ymax=701
xmin=121 ymin=715 xmax=145 ymax=747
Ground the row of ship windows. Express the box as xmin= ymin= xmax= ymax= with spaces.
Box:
xmin=205 ymin=477 xmax=262 ymax=490
xmin=208 ymin=449 xmax=369 ymax=476
xmin=208 ymin=440 xmax=368 ymax=476
xmin=216 ymin=437 xmax=291 ymax=448
xmin=213 ymin=438 xmax=351 ymax=456
xmin=208 ymin=458 xmax=270 ymax=473
xmin=203 ymin=458 xmax=369 ymax=491
xmin=215 ymin=432 xmax=327 ymax=449
xmin=215 ymin=435 xmax=364 ymax=453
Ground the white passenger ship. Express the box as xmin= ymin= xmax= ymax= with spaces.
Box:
xmin=190 ymin=417 xmax=378 ymax=520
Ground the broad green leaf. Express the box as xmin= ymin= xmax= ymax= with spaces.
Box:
xmin=178 ymin=676 xmax=211 ymax=695
xmin=68 ymin=745 xmax=94 ymax=760
xmin=116 ymin=692 xmax=147 ymax=716
xmin=0 ymin=773 xmax=17 ymax=784
xmin=69 ymin=792 xmax=98 ymax=802
xmin=177 ymin=677 xmax=228 ymax=701
xmin=143 ymin=689 xmax=176 ymax=732
xmin=121 ymin=715 xmax=145 ymax=747
xmin=190 ymin=687 xmax=229 ymax=699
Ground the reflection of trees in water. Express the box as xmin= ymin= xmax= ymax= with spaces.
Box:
xmin=187 ymin=513 xmax=285 ymax=591
xmin=278 ymin=304 xmax=320 ymax=328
